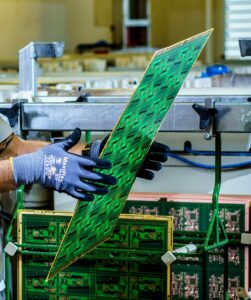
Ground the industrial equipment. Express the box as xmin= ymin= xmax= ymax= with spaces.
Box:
xmin=1 ymin=31 xmax=251 ymax=300
xmin=16 ymin=209 xmax=172 ymax=299
xmin=125 ymin=193 xmax=251 ymax=299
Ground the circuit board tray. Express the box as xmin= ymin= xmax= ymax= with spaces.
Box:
xmin=17 ymin=210 xmax=172 ymax=299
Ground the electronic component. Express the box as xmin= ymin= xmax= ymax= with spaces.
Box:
xmin=172 ymin=265 xmax=202 ymax=299
xmin=172 ymin=263 xmax=244 ymax=300
xmin=128 ymin=205 xmax=160 ymax=216
xmin=126 ymin=202 xmax=246 ymax=233
xmin=208 ymin=274 xmax=224 ymax=299
xmin=49 ymin=29 xmax=212 ymax=279
xmin=17 ymin=210 xmax=172 ymax=300
xmin=123 ymin=192 xmax=250 ymax=299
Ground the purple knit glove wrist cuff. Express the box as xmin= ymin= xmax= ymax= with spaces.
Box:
xmin=12 ymin=152 xmax=42 ymax=185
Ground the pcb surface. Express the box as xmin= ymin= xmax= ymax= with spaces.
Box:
xmin=123 ymin=193 xmax=250 ymax=299
xmin=17 ymin=210 xmax=172 ymax=299
xmin=48 ymin=29 xmax=212 ymax=279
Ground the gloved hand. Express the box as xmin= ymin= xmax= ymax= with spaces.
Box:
xmin=11 ymin=128 xmax=116 ymax=201
xmin=85 ymin=137 xmax=168 ymax=180
xmin=137 ymin=141 xmax=168 ymax=180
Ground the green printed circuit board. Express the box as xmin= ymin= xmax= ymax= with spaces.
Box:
xmin=16 ymin=192 xmax=249 ymax=300
xmin=49 ymin=29 xmax=212 ymax=278
xmin=17 ymin=210 xmax=173 ymax=300
xmin=123 ymin=194 xmax=250 ymax=300
xmin=124 ymin=198 xmax=247 ymax=234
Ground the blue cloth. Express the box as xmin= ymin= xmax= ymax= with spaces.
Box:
xmin=12 ymin=128 xmax=116 ymax=201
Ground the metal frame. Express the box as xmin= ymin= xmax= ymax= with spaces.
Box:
xmin=1 ymin=95 xmax=251 ymax=133
xmin=19 ymin=42 xmax=64 ymax=96
xmin=3 ymin=93 xmax=251 ymax=300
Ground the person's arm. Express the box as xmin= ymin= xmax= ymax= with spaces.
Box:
xmin=0 ymin=134 xmax=49 ymax=160
xmin=0 ymin=135 xmax=50 ymax=192
xmin=0 ymin=130 xmax=88 ymax=193
xmin=0 ymin=134 xmax=85 ymax=160
xmin=0 ymin=129 xmax=116 ymax=200
xmin=0 ymin=159 xmax=17 ymax=191
xmin=0 ymin=117 xmax=86 ymax=193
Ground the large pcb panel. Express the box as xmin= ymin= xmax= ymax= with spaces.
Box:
xmin=123 ymin=193 xmax=251 ymax=300
xmin=49 ymin=29 xmax=212 ymax=278
xmin=17 ymin=210 xmax=172 ymax=300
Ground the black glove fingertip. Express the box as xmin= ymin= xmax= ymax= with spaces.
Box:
xmin=148 ymin=152 xmax=168 ymax=163
xmin=160 ymin=144 xmax=170 ymax=153
xmin=62 ymin=128 xmax=81 ymax=151
xmin=93 ymin=186 xmax=109 ymax=195
xmin=97 ymin=159 xmax=112 ymax=169
xmin=146 ymin=172 xmax=154 ymax=180
xmin=137 ymin=170 xmax=155 ymax=180
xmin=161 ymin=154 xmax=168 ymax=163
xmin=144 ymin=160 xmax=162 ymax=171
xmin=155 ymin=162 xmax=162 ymax=171
xmin=151 ymin=142 xmax=170 ymax=153
xmin=79 ymin=194 xmax=94 ymax=202
xmin=108 ymin=175 xmax=117 ymax=185
xmin=80 ymin=193 xmax=94 ymax=202
xmin=70 ymin=128 xmax=81 ymax=143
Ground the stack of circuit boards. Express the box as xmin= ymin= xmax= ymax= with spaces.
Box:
xmin=125 ymin=193 xmax=251 ymax=300
xmin=17 ymin=211 xmax=173 ymax=300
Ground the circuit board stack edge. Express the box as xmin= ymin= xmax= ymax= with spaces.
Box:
xmin=124 ymin=192 xmax=251 ymax=300
xmin=17 ymin=210 xmax=173 ymax=300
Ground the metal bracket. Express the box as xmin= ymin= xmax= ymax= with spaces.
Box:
xmin=192 ymin=98 xmax=217 ymax=140
xmin=19 ymin=42 xmax=64 ymax=96
xmin=0 ymin=103 xmax=20 ymax=127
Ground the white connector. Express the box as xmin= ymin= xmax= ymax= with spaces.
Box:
xmin=4 ymin=242 xmax=18 ymax=256
xmin=161 ymin=251 xmax=176 ymax=265
xmin=241 ymin=233 xmax=251 ymax=245
xmin=161 ymin=244 xmax=197 ymax=266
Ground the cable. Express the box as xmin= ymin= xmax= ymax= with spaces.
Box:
xmin=184 ymin=146 xmax=251 ymax=157
xmin=167 ymin=151 xmax=251 ymax=170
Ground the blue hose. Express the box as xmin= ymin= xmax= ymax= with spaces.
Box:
xmin=184 ymin=146 xmax=251 ymax=157
xmin=167 ymin=149 xmax=251 ymax=170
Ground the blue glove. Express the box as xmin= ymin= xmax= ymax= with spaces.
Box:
xmin=11 ymin=128 xmax=116 ymax=201
xmin=86 ymin=137 xmax=168 ymax=180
